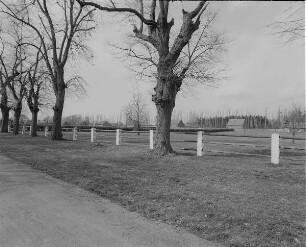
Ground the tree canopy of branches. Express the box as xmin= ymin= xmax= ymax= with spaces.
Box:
xmin=77 ymin=0 xmax=225 ymax=155
xmin=0 ymin=22 xmax=24 ymax=133
xmin=268 ymin=2 xmax=305 ymax=44
xmin=6 ymin=24 xmax=32 ymax=135
xmin=0 ymin=48 xmax=18 ymax=133
xmin=0 ymin=0 xmax=95 ymax=140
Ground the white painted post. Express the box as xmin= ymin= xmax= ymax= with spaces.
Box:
xmin=149 ymin=130 xmax=154 ymax=149
xmin=197 ymin=131 xmax=204 ymax=156
xmin=22 ymin=125 xmax=25 ymax=134
xmin=45 ymin=126 xmax=48 ymax=137
xmin=91 ymin=128 xmax=96 ymax=142
xmin=116 ymin=129 xmax=121 ymax=146
xmin=73 ymin=127 xmax=78 ymax=141
xmin=271 ymin=133 xmax=280 ymax=164
xmin=7 ymin=124 xmax=10 ymax=133
xmin=29 ymin=126 xmax=32 ymax=135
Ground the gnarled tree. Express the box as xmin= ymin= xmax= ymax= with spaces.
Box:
xmin=77 ymin=0 xmax=225 ymax=155
xmin=0 ymin=0 xmax=95 ymax=140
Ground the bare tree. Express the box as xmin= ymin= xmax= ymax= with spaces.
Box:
xmin=77 ymin=0 xmax=225 ymax=154
xmin=268 ymin=2 xmax=305 ymax=44
xmin=6 ymin=24 xmax=31 ymax=135
xmin=124 ymin=92 xmax=149 ymax=132
xmin=0 ymin=25 xmax=24 ymax=133
xmin=62 ymin=114 xmax=83 ymax=126
xmin=283 ymin=104 xmax=305 ymax=143
xmin=8 ymin=67 xmax=27 ymax=135
xmin=25 ymin=48 xmax=52 ymax=137
xmin=0 ymin=51 xmax=18 ymax=133
xmin=0 ymin=0 xmax=95 ymax=140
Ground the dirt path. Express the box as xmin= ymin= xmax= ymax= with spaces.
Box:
xmin=0 ymin=155 xmax=223 ymax=247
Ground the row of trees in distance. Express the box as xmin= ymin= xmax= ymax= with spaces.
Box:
xmin=52 ymin=101 xmax=305 ymax=132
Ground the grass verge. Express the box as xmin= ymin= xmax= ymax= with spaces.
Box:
xmin=0 ymin=134 xmax=305 ymax=247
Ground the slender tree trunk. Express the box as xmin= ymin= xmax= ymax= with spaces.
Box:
xmin=0 ymin=106 xmax=10 ymax=133
xmin=0 ymin=87 xmax=10 ymax=133
xmin=292 ymin=131 xmax=296 ymax=144
xmin=31 ymin=109 xmax=39 ymax=137
xmin=52 ymin=73 xmax=65 ymax=140
xmin=13 ymin=101 xmax=22 ymax=135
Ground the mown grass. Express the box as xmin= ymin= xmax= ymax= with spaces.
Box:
xmin=0 ymin=133 xmax=305 ymax=247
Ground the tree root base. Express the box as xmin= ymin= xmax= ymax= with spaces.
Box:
xmin=149 ymin=146 xmax=178 ymax=156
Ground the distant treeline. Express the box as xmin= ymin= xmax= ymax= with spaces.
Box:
xmin=187 ymin=115 xmax=272 ymax=129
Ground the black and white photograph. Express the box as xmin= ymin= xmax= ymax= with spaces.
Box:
xmin=0 ymin=1 xmax=305 ymax=246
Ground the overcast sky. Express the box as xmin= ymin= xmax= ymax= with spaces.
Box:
xmin=56 ymin=1 xmax=304 ymax=121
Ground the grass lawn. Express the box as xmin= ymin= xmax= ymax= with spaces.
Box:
xmin=0 ymin=133 xmax=305 ymax=247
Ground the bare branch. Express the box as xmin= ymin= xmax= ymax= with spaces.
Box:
xmin=76 ymin=0 xmax=156 ymax=26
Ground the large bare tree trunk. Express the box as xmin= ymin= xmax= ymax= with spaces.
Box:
xmin=13 ymin=101 xmax=22 ymax=135
xmin=153 ymin=71 xmax=181 ymax=155
xmin=155 ymin=102 xmax=174 ymax=155
xmin=51 ymin=73 xmax=65 ymax=140
xmin=52 ymin=99 xmax=64 ymax=140
xmin=31 ymin=109 xmax=39 ymax=137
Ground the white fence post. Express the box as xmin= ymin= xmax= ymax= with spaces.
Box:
xmin=271 ymin=133 xmax=280 ymax=164
xmin=197 ymin=131 xmax=204 ymax=156
xmin=45 ymin=126 xmax=48 ymax=137
xmin=29 ymin=126 xmax=32 ymax=135
xmin=73 ymin=127 xmax=78 ymax=141
xmin=149 ymin=130 xmax=154 ymax=149
xmin=8 ymin=124 xmax=10 ymax=133
xmin=22 ymin=125 xmax=25 ymax=134
xmin=91 ymin=128 xmax=96 ymax=142
xmin=116 ymin=129 xmax=121 ymax=146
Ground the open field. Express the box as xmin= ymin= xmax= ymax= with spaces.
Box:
xmin=0 ymin=132 xmax=305 ymax=247
xmin=61 ymin=129 xmax=305 ymax=163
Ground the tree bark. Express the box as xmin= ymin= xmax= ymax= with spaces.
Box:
xmin=152 ymin=70 xmax=181 ymax=155
xmin=0 ymin=85 xmax=10 ymax=133
xmin=0 ymin=106 xmax=10 ymax=133
xmin=31 ymin=109 xmax=39 ymax=137
xmin=155 ymin=101 xmax=174 ymax=155
xmin=51 ymin=72 xmax=65 ymax=140
xmin=13 ymin=101 xmax=22 ymax=135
